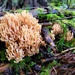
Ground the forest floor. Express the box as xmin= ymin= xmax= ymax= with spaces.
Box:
xmin=0 ymin=7 xmax=75 ymax=75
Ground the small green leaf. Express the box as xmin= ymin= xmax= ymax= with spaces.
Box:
xmin=72 ymin=50 xmax=75 ymax=54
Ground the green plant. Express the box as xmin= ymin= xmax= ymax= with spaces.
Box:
xmin=9 ymin=56 xmax=36 ymax=74
xmin=40 ymin=60 xmax=60 ymax=75
xmin=37 ymin=8 xmax=44 ymax=14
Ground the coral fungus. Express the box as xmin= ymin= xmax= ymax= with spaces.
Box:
xmin=52 ymin=23 xmax=63 ymax=35
xmin=65 ymin=31 xmax=74 ymax=41
xmin=0 ymin=11 xmax=45 ymax=63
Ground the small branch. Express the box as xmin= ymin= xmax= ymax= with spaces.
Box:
xmin=39 ymin=22 xmax=53 ymax=26
xmin=41 ymin=57 xmax=57 ymax=63
xmin=38 ymin=16 xmax=75 ymax=22
xmin=41 ymin=47 xmax=75 ymax=63
xmin=55 ymin=47 xmax=75 ymax=56
xmin=53 ymin=67 xmax=57 ymax=74
xmin=57 ymin=16 xmax=75 ymax=20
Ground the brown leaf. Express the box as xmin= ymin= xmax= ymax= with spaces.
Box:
xmin=0 ymin=63 xmax=9 ymax=73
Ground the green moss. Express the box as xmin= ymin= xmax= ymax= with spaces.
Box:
xmin=63 ymin=10 xmax=75 ymax=17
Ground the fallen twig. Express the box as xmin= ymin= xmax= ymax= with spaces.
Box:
xmin=55 ymin=47 xmax=75 ymax=56
xmin=41 ymin=47 xmax=75 ymax=63
xmin=57 ymin=16 xmax=75 ymax=20
xmin=41 ymin=57 xmax=57 ymax=63
xmin=39 ymin=22 xmax=53 ymax=26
